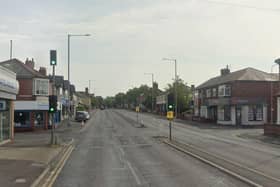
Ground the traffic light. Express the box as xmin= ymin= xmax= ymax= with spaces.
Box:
xmin=168 ymin=104 xmax=174 ymax=111
xmin=49 ymin=95 xmax=57 ymax=113
xmin=167 ymin=93 xmax=174 ymax=111
xmin=50 ymin=50 xmax=57 ymax=66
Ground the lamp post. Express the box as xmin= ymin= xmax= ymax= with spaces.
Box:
xmin=144 ymin=73 xmax=154 ymax=113
xmin=270 ymin=64 xmax=278 ymax=124
xmin=273 ymin=58 xmax=280 ymax=124
xmin=162 ymin=58 xmax=178 ymax=118
xmin=67 ymin=34 xmax=90 ymax=125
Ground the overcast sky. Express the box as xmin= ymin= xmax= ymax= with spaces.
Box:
xmin=1 ymin=0 xmax=280 ymax=96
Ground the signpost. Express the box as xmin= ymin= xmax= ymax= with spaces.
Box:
xmin=167 ymin=105 xmax=174 ymax=141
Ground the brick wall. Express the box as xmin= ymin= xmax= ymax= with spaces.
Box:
xmin=17 ymin=79 xmax=34 ymax=100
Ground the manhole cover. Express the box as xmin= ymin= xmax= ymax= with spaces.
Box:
xmin=15 ymin=178 xmax=27 ymax=183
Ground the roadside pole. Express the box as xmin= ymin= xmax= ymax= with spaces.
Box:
xmin=50 ymin=50 xmax=57 ymax=145
xmin=52 ymin=64 xmax=56 ymax=144
xmin=169 ymin=119 xmax=172 ymax=141
xmin=166 ymin=105 xmax=174 ymax=141
xmin=136 ymin=106 xmax=140 ymax=125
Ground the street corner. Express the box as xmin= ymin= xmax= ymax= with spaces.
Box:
xmin=32 ymin=139 xmax=75 ymax=187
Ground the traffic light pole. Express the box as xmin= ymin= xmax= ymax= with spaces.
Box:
xmin=169 ymin=119 xmax=172 ymax=141
xmin=51 ymin=65 xmax=56 ymax=145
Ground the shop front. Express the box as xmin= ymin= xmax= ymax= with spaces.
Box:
xmin=14 ymin=98 xmax=49 ymax=131
xmin=0 ymin=66 xmax=19 ymax=144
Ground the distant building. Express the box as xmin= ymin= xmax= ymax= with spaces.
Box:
xmin=195 ymin=67 xmax=279 ymax=125
xmin=0 ymin=66 xmax=19 ymax=144
xmin=0 ymin=58 xmax=50 ymax=131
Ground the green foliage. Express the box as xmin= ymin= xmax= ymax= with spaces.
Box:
xmin=165 ymin=78 xmax=192 ymax=113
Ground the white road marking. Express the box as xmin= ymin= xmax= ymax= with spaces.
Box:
xmin=126 ymin=161 xmax=142 ymax=185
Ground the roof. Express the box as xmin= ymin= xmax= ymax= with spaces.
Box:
xmin=0 ymin=58 xmax=46 ymax=78
xmin=197 ymin=67 xmax=279 ymax=89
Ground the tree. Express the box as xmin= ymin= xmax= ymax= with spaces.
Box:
xmin=165 ymin=78 xmax=192 ymax=114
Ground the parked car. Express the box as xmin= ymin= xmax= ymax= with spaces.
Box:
xmin=75 ymin=111 xmax=87 ymax=122
xmin=84 ymin=111 xmax=90 ymax=120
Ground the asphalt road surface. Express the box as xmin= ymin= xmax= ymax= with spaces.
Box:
xmin=54 ymin=110 xmax=249 ymax=187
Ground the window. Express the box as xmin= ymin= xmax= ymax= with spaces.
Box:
xmin=218 ymin=85 xmax=231 ymax=97
xmin=34 ymin=112 xmax=45 ymax=127
xmin=248 ymin=105 xmax=263 ymax=121
xmin=14 ymin=111 xmax=31 ymax=127
xmin=212 ymin=88 xmax=217 ymax=97
xmin=206 ymin=89 xmax=211 ymax=98
xmin=218 ymin=106 xmax=231 ymax=121
xmin=225 ymin=86 xmax=231 ymax=96
xmin=34 ymin=79 xmax=49 ymax=96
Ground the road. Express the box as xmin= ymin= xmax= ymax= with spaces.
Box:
xmin=54 ymin=109 xmax=249 ymax=187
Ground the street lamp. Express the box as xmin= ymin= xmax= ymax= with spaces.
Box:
xmin=162 ymin=58 xmax=178 ymax=118
xmin=144 ymin=73 xmax=154 ymax=113
xmin=67 ymin=33 xmax=91 ymax=124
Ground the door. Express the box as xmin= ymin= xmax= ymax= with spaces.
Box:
xmin=236 ymin=107 xmax=242 ymax=126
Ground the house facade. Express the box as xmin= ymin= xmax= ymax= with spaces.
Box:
xmin=195 ymin=67 xmax=278 ymax=125
xmin=0 ymin=66 xmax=19 ymax=143
xmin=0 ymin=58 xmax=50 ymax=131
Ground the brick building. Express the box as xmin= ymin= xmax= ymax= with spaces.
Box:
xmin=195 ymin=67 xmax=279 ymax=126
xmin=0 ymin=58 xmax=50 ymax=131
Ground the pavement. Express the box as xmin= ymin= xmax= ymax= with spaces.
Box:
xmin=0 ymin=115 xmax=88 ymax=187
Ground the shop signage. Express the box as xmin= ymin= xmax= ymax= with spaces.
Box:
xmin=0 ymin=67 xmax=19 ymax=95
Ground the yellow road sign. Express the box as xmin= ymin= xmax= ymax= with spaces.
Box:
xmin=136 ymin=106 xmax=140 ymax=112
xmin=167 ymin=111 xmax=174 ymax=120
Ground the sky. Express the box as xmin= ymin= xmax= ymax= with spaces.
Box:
xmin=1 ymin=0 xmax=280 ymax=96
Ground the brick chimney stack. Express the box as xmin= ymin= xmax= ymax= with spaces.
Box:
xmin=39 ymin=67 xmax=47 ymax=76
xmin=25 ymin=58 xmax=35 ymax=69
xmin=221 ymin=65 xmax=230 ymax=76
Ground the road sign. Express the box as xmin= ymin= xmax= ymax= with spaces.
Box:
xmin=167 ymin=111 xmax=174 ymax=120
xmin=136 ymin=106 xmax=140 ymax=112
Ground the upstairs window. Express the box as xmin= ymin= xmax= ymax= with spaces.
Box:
xmin=206 ymin=89 xmax=211 ymax=98
xmin=33 ymin=79 xmax=49 ymax=96
xmin=218 ymin=85 xmax=231 ymax=97
xmin=212 ymin=88 xmax=217 ymax=97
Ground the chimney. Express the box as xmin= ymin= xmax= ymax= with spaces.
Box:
xmin=85 ymin=87 xmax=89 ymax=95
xmin=221 ymin=65 xmax=230 ymax=76
xmin=25 ymin=58 xmax=35 ymax=69
xmin=39 ymin=67 xmax=47 ymax=76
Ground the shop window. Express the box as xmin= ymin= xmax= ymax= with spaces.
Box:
xmin=34 ymin=112 xmax=45 ymax=127
xmin=218 ymin=106 xmax=231 ymax=121
xmin=14 ymin=112 xmax=31 ymax=127
xmin=0 ymin=101 xmax=10 ymax=141
xmin=248 ymin=105 xmax=263 ymax=121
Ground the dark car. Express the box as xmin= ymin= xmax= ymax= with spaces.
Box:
xmin=75 ymin=111 xmax=87 ymax=122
